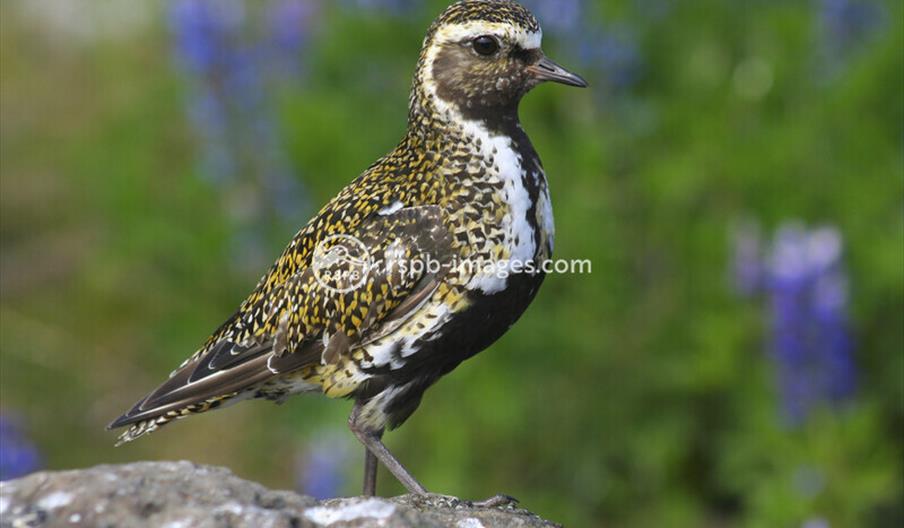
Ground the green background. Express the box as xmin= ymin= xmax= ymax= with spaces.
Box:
xmin=1 ymin=1 xmax=901 ymax=526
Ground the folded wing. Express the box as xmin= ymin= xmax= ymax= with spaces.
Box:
xmin=108 ymin=205 xmax=452 ymax=441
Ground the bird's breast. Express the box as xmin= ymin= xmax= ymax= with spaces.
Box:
xmin=353 ymin=122 xmax=554 ymax=374
xmin=444 ymin=120 xmax=553 ymax=296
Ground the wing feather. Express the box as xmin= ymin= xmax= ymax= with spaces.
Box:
xmin=108 ymin=204 xmax=452 ymax=434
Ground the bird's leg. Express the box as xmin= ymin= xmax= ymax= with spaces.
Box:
xmin=356 ymin=430 xmax=428 ymax=495
xmin=349 ymin=405 xmax=427 ymax=495
xmin=348 ymin=404 xmax=514 ymax=506
xmin=362 ymin=448 xmax=378 ymax=496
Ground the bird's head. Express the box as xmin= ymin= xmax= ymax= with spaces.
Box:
xmin=413 ymin=0 xmax=587 ymax=124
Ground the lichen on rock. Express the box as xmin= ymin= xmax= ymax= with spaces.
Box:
xmin=0 ymin=461 xmax=559 ymax=528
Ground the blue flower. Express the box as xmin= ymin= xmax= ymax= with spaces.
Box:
xmin=733 ymin=222 xmax=857 ymax=424
xmin=819 ymin=0 xmax=883 ymax=53
xmin=524 ymin=0 xmax=583 ymax=34
xmin=168 ymin=0 xmax=246 ymax=76
xmin=296 ymin=431 xmax=352 ymax=499
xmin=168 ymin=0 xmax=311 ymax=271
xmin=0 ymin=415 xmax=42 ymax=481
xmin=267 ymin=0 xmax=318 ymax=78
xmin=817 ymin=0 xmax=885 ymax=76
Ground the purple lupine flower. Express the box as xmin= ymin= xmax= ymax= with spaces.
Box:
xmin=296 ymin=432 xmax=352 ymax=499
xmin=524 ymin=0 xmax=583 ymax=34
xmin=168 ymin=0 xmax=311 ymax=271
xmin=169 ymin=0 xmax=245 ymax=76
xmin=816 ymin=0 xmax=885 ymax=77
xmin=806 ymin=230 xmax=856 ymax=403
xmin=168 ymin=0 xmax=246 ymax=185
xmin=0 ymin=415 xmax=42 ymax=481
xmin=819 ymin=0 xmax=883 ymax=54
xmin=736 ymin=222 xmax=857 ymax=424
xmin=768 ymin=225 xmax=819 ymax=423
xmin=267 ymin=0 xmax=318 ymax=78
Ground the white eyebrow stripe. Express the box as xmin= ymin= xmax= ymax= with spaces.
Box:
xmin=434 ymin=21 xmax=542 ymax=50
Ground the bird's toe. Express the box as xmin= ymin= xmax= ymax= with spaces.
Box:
xmin=466 ymin=494 xmax=519 ymax=508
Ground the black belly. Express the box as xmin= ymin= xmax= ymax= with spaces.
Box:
xmin=355 ymin=270 xmax=546 ymax=428
xmin=438 ymin=271 xmax=546 ymax=368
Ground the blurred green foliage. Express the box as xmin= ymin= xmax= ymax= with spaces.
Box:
xmin=1 ymin=1 xmax=901 ymax=526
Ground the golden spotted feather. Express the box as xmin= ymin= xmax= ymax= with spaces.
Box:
xmin=109 ymin=145 xmax=455 ymax=443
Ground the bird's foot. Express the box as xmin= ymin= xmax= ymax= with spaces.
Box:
xmin=397 ymin=492 xmax=518 ymax=510
xmin=465 ymin=494 xmax=519 ymax=508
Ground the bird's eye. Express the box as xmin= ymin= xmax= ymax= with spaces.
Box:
xmin=472 ymin=35 xmax=499 ymax=56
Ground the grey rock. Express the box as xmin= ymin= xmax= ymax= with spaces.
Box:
xmin=0 ymin=461 xmax=560 ymax=528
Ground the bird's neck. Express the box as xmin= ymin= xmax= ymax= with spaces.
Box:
xmin=407 ymin=89 xmax=524 ymax=147
xmin=401 ymin=84 xmax=543 ymax=205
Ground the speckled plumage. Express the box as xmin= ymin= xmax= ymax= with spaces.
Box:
xmin=110 ymin=0 xmax=585 ymax=497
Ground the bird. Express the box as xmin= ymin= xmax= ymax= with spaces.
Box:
xmin=109 ymin=0 xmax=586 ymax=504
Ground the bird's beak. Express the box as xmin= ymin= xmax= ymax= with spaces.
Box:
xmin=527 ymin=54 xmax=588 ymax=88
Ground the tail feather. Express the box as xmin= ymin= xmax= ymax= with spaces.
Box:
xmin=113 ymin=392 xmax=243 ymax=446
xmin=109 ymin=339 xmax=323 ymax=444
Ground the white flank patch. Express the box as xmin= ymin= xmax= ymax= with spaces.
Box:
xmin=457 ymin=519 xmax=487 ymax=528
xmin=0 ymin=496 xmax=9 ymax=516
xmin=398 ymin=302 xmax=451 ymax=359
xmin=37 ymin=491 xmax=73 ymax=510
xmin=304 ymin=498 xmax=396 ymax=526
xmin=362 ymin=384 xmax=409 ymax=419
xmin=363 ymin=301 xmax=453 ymax=368
xmin=363 ymin=336 xmax=401 ymax=368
